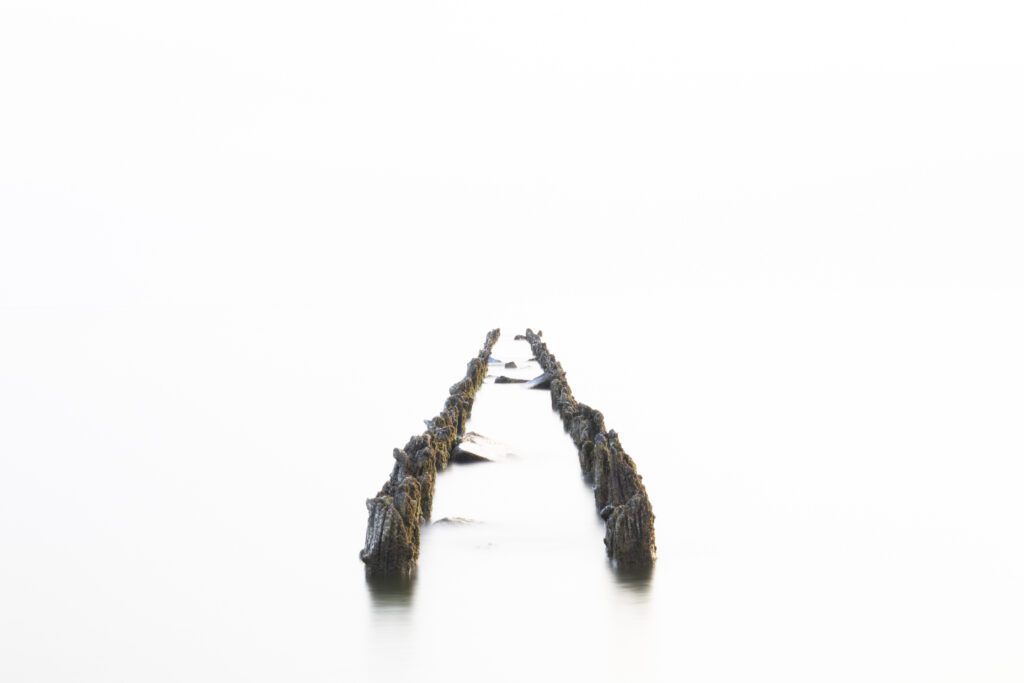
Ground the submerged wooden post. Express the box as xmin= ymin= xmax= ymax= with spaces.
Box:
xmin=517 ymin=329 xmax=657 ymax=568
xmin=360 ymin=329 xmax=500 ymax=578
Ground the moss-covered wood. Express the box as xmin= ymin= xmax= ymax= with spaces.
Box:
xmin=360 ymin=329 xmax=500 ymax=578
xmin=519 ymin=329 xmax=656 ymax=569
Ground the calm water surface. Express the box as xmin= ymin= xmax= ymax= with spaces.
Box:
xmin=2 ymin=295 xmax=1023 ymax=682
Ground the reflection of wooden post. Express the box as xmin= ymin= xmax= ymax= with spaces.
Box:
xmin=521 ymin=329 xmax=657 ymax=569
xmin=359 ymin=329 xmax=500 ymax=578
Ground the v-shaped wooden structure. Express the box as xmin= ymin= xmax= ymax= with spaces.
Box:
xmin=359 ymin=329 xmax=655 ymax=578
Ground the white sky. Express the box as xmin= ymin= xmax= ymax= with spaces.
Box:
xmin=2 ymin=0 xmax=1023 ymax=308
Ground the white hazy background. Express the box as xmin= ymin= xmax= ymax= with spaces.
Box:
xmin=2 ymin=1 xmax=1023 ymax=681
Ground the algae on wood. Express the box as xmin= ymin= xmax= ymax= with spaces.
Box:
xmin=360 ymin=329 xmax=500 ymax=578
xmin=518 ymin=329 xmax=656 ymax=569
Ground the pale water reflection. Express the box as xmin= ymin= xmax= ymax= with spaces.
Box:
xmin=611 ymin=564 xmax=655 ymax=597
xmin=6 ymin=297 xmax=1024 ymax=682
xmin=365 ymin=576 xmax=416 ymax=611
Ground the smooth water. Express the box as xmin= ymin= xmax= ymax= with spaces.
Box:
xmin=3 ymin=291 xmax=1024 ymax=682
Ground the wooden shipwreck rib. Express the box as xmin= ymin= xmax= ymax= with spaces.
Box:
xmin=360 ymin=327 xmax=655 ymax=578
xmin=516 ymin=329 xmax=657 ymax=569
xmin=360 ymin=329 xmax=500 ymax=578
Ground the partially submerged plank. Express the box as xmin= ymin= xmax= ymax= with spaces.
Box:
xmin=359 ymin=329 xmax=500 ymax=578
xmin=518 ymin=329 xmax=657 ymax=569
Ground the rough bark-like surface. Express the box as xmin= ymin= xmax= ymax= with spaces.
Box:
xmin=518 ymin=329 xmax=656 ymax=569
xmin=360 ymin=329 xmax=500 ymax=578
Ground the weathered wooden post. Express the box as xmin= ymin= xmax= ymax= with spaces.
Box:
xmin=360 ymin=329 xmax=500 ymax=578
xmin=518 ymin=329 xmax=657 ymax=568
